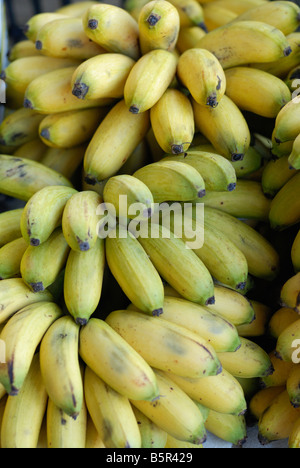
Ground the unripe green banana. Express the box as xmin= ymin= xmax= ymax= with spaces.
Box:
xmin=0 ymin=209 xmax=23 ymax=246
xmin=0 ymin=107 xmax=45 ymax=148
xmin=0 ymin=237 xmax=28 ymax=280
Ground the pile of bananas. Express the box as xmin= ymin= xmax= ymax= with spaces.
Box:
xmin=0 ymin=0 xmax=300 ymax=449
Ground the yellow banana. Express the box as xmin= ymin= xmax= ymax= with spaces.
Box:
xmin=40 ymin=144 xmax=87 ymax=179
xmin=176 ymin=26 xmax=206 ymax=53
xmin=132 ymin=406 xmax=168 ymax=448
xmin=62 ymin=190 xmax=102 ymax=252
xmin=261 ymin=154 xmax=297 ymax=198
xmin=83 ymin=3 xmax=140 ymax=60
xmin=162 ymin=368 xmax=247 ymax=416
xmin=0 ymin=208 xmax=23 ymax=246
xmin=85 ymin=416 xmax=106 ymax=449
xmin=71 ymin=53 xmax=135 ymax=101
xmin=249 ymin=386 xmax=286 ymax=422
xmin=287 ymin=364 xmax=300 ymax=408
xmin=40 ymin=315 xmax=83 ymax=419
xmin=236 ymin=300 xmax=272 ymax=338
xmin=150 ymin=88 xmax=194 ymax=154
xmin=260 ymin=350 xmax=295 ymax=388
xmin=196 ymin=21 xmax=292 ymax=70
xmin=268 ymin=307 xmax=300 ymax=340
xmin=288 ymin=133 xmax=300 ymax=170
xmin=205 ymin=410 xmax=247 ymax=446
xmin=0 ymin=237 xmax=28 ymax=280
xmin=56 ymin=1 xmax=99 ymax=17
xmin=131 ymin=369 xmax=207 ymax=445
xmin=24 ymin=12 xmax=68 ymax=42
xmin=178 ymin=48 xmax=226 ymax=108
xmin=167 ymin=0 xmax=207 ymax=30
xmin=0 ymin=301 xmax=62 ymax=395
xmin=258 ymin=389 xmax=300 ymax=445
xmin=269 ymin=172 xmax=300 ymax=230
xmin=289 ymin=417 xmax=300 ymax=448
xmin=24 ymin=67 xmax=114 ymax=114
xmin=108 ymin=139 xmax=152 ymax=177
xmin=204 ymin=0 xmax=271 ymax=16
xmin=21 ymin=185 xmax=77 ymax=247
xmin=202 ymin=3 xmax=237 ymax=31
xmin=273 ymin=99 xmax=300 ymax=145
xmin=0 ymin=107 xmax=45 ymax=148
xmin=192 ymin=95 xmax=251 ymax=161
xmin=84 ymin=367 xmax=142 ymax=449
xmin=0 ymin=354 xmax=48 ymax=449
xmin=134 ymin=160 xmax=206 ymax=202
xmin=105 ymin=309 xmax=222 ymax=379
xmin=64 ymin=237 xmax=105 ymax=325
xmin=292 ymin=229 xmax=300 ymax=272
xmin=83 ymin=99 xmax=151 ymax=185
xmin=8 ymin=39 xmax=42 ymax=61
xmin=35 ymin=17 xmax=106 ymax=60
xmin=13 ymin=138 xmax=48 ymax=162
xmin=138 ymin=0 xmax=180 ymax=54
xmin=47 ymin=395 xmax=87 ymax=449
xmin=276 ymin=316 xmax=300 ymax=362
xmin=165 ymin=433 xmax=204 ymax=449
xmin=20 ymin=228 xmax=70 ymax=292
xmin=217 ymin=337 xmax=274 ymax=379
xmin=124 ymin=49 xmax=177 ymax=114
xmin=79 ymin=317 xmax=160 ymax=401
xmin=105 ymin=226 xmax=164 ymax=316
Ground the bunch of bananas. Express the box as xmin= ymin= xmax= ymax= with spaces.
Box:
xmin=0 ymin=0 xmax=300 ymax=449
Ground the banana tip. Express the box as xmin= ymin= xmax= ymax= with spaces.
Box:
xmin=129 ymin=105 xmax=140 ymax=114
xmin=84 ymin=174 xmax=97 ymax=186
xmin=30 ymin=282 xmax=45 ymax=293
xmin=30 ymin=238 xmax=41 ymax=247
xmin=227 ymin=182 xmax=236 ymax=192
xmin=152 ymin=308 xmax=163 ymax=317
xmin=40 ymin=128 xmax=50 ymax=141
xmin=231 ymin=153 xmax=244 ymax=162
xmin=197 ymin=189 xmax=206 ymax=198
xmin=147 ymin=13 xmax=161 ymax=26
xmin=206 ymin=94 xmax=218 ymax=108
xmin=72 ymin=82 xmax=89 ymax=100
xmin=24 ymin=98 xmax=33 ymax=109
xmin=171 ymin=144 xmax=184 ymax=155
xmin=206 ymin=296 xmax=215 ymax=306
xmin=79 ymin=241 xmax=90 ymax=252
xmin=198 ymin=22 xmax=208 ymax=33
xmin=88 ymin=19 xmax=98 ymax=30
xmin=76 ymin=318 xmax=88 ymax=326
xmin=283 ymin=46 xmax=292 ymax=57
xmin=35 ymin=40 xmax=43 ymax=51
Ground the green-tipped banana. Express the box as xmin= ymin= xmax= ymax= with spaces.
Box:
xmin=0 ymin=237 xmax=28 ymax=280
xmin=0 ymin=209 xmax=23 ymax=246
xmin=205 ymin=410 xmax=247 ymax=446
xmin=269 ymin=172 xmax=300 ymax=230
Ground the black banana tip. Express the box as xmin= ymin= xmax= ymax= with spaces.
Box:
xmin=35 ymin=40 xmax=43 ymax=50
xmin=24 ymin=98 xmax=33 ymax=109
xmin=40 ymin=128 xmax=50 ymax=141
xmin=152 ymin=308 xmax=163 ymax=317
xmin=147 ymin=13 xmax=161 ymax=26
xmin=79 ymin=242 xmax=90 ymax=252
xmin=30 ymin=238 xmax=40 ymax=247
xmin=198 ymin=22 xmax=208 ymax=33
xmin=72 ymin=82 xmax=89 ymax=100
xmin=84 ymin=174 xmax=97 ymax=186
xmin=206 ymin=94 xmax=218 ymax=108
xmin=236 ymin=281 xmax=247 ymax=291
xmin=231 ymin=153 xmax=244 ymax=162
xmin=197 ymin=189 xmax=206 ymax=198
xmin=129 ymin=105 xmax=140 ymax=114
xmin=206 ymin=296 xmax=215 ymax=306
xmin=171 ymin=144 xmax=184 ymax=155
xmin=284 ymin=46 xmax=292 ymax=57
xmin=30 ymin=282 xmax=45 ymax=293
xmin=227 ymin=182 xmax=236 ymax=192
xmin=88 ymin=19 xmax=98 ymax=30
xmin=76 ymin=318 xmax=88 ymax=326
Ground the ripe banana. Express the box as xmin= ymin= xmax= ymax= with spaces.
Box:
xmin=205 ymin=0 xmax=271 ymax=16
xmin=167 ymin=0 xmax=207 ymax=30
xmin=192 ymin=95 xmax=251 ymax=161
xmin=287 ymin=364 xmax=300 ymax=408
xmin=292 ymin=229 xmax=300 ymax=273
xmin=40 ymin=144 xmax=87 ymax=179
xmin=0 ymin=107 xmax=45 ymax=148
xmin=260 ymin=350 xmax=295 ymax=388
xmin=177 ymin=48 xmax=226 ymax=108
xmin=40 ymin=315 xmax=83 ymax=419
xmin=133 ymin=160 xmax=206 ymax=202
xmin=71 ymin=53 xmax=135 ymax=100
xmin=105 ymin=309 xmax=222 ymax=379
xmin=64 ymin=237 xmax=105 ymax=325
xmin=202 ymin=3 xmax=237 ymax=31
xmin=82 ymin=3 xmax=140 ymax=60
xmin=24 ymin=12 xmax=68 ymax=42
xmin=79 ymin=317 xmax=160 ymax=401
xmin=85 ymin=416 xmax=106 ymax=449
xmin=13 ymin=138 xmax=48 ymax=162
xmin=20 ymin=228 xmax=70 ymax=292
xmin=204 ymin=410 xmax=247 ymax=446
xmin=56 ymin=1 xmax=99 ymax=17
xmin=150 ymin=88 xmax=194 ymax=154
xmin=132 ymin=406 xmax=168 ymax=448
xmin=217 ymin=337 xmax=274 ymax=379
xmin=0 ymin=301 xmax=62 ymax=395
xmin=24 ymin=67 xmax=114 ymax=114
xmin=0 ymin=237 xmax=28 ymax=280
xmin=288 ymin=133 xmax=300 ymax=170
xmin=176 ymin=25 xmax=206 ymax=53
xmin=268 ymin=307 xmax=300 ymax=340
xmin=84 ymin=366 xmax=142 ymax=448
xmin=261 ymin=154 xmax=297 ymax=198
xmin=249 ymin=386 xmax=286 ymax=422
xmin=0 ymin=208 xmax=23 ymax=246
xmin=8 ymin=39 xmax=42 ymax=61
xmin=131 ymin=369 xmax=207 ymax=445
xmin=138 ymin=0 xmax=180 ymax=54
xmin=276 ymin=316 xmax=300 ymax=362
xmin=105 ymin=226 xmax=164 ymax=316
xmin=124 ymin=49 xmax=177 ymax=114
xmin=83 ymin=99 xmax=151 ymax=185
xmin=237 ymin=300 xmax=271 ymax=338
xmin=62 ymin=190 xmax=102 ymax=252
xmin=289 ymin=417 xmax=300 ymax=448
xmin=35 ymin=17 xmax=106 ymax=60
xmin=269 ymin=172 xmax=300 ymax=230
xmin=196 ymin=21 xmax=292 ymax=69
xmin=0 ymin=354 xmax=48 ymax=449
xmin=273 ymin=99 xmax=300 ymax=145
xmin=21 ymin=185 xmax=77 ymax=247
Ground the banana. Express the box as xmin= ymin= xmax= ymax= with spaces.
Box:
xmin=134 ymin=160 xmax=206 ymax=202
xmin=24 ymin=12 xmax=69 ymax=42
xmin=131 ymin=369 xmax=207 ymax=445
xmin=0 ymin=354 xmax=48 ymax=449
xmin=176 ymin=26 xmax=206 ymax=53
xmin=260 ymin=350 xmax=295 ymax=388
xmin=287 ymin=364 xmax=300 ymax=408
xmin=83 ymin=3 xmax=140 ymax=60
xmin=292 ymin=229 xmax=300 ymax=273
xmin=249 ymin=386 xmax=286 ymax=422
xmin=162 ymin=368 xmax=247 ymax=416
xmin=192 ymin=95 xmax=251 ymax=161
xmin=289 ymin=417 xmax=300 ymax=448
xmin=56 ymin=1 xmax=99 ymax=17
xmin=124 ymin=49 xmax=178 ymax=114
xmin=258 ymin=389 xmax=300 ymax=445
xmin=205 ymin=410 xmax=247 ymax=446
xmin=8 ymin=40 xmax=42 ymax=61
xmin=138 ymin=0 xmax=180 ymax=54
xmin=269 ymin=172 xmax=300 ymax=230
xmin=276 ymin=317 xmax=300 ymax=362
xmin=86 ymin=416 xmax=106 ymax=449
xmin=268 ymin=307 xmax=300 ymax=340
xmin=232 ymin=1 xmax=300 ymax=36
xmin=236 ymin=300 xmax=272 ymax=338
xmin=105 ymin=226 xmax=164 ymax=316
xmin=21 ymin=185 xmax=77 ymax=247
xmin=20 ymin=228 xmax=70 ymax=292
xmin=83 ymin=99 xmax=151 ymax=185
xmin=35 ymin=17 xmax=106 ymax=60
xmin=196 ymin=20 xmax=292 ymax=70
xmin=217 ymin=337 xmax=274 ymax=379
xmin=202 ymin=3 xmax=237 ymax=31
xmin=113 ymin=139 xmax=152 ymax=176
xmin=64 ymin=237 xmax=105 ymax=325
xmin=0 ymin=301 xmax=62 ymax=395
xmin=39 ymin=315 xmax=83 ymax=419
xmin=47 ymin=394 xmax=87 ymax=449
xmin=0 ymin=107 xmax=45 ymax=148
xmin=24 ymin=67 xmax=114 ymax=114
xmin=160 ymin=147 xmax=237 ymax=192
xmin=71 ymin=53 xmax=135 ymax=101
xmin=0 ymin=237 xmax=28 ymax=280
xmin=177 ymin=48 xmax=226 ymax=108
xmin=39 ymin=108 xmax=107 ymax=149
xmin=202 ymin=0 xmax=268 ymax=15
xmin=261 ymin=154 xmax=297 ymax=198
xmin=198 ymin=206 xmax=280 ymax=281
xmin=273 ymin=99 xmax=300 ymax=145
xmin=288 ymin=133 xmax=300 ymax=170
xmin=132 ymin=406 xmax=168 ymax=448
xmin=167 ymin=0 xmax=207 ymax=30
xmin=79 ymin=317 xmax=160 ymax=401
xmin=84 ymin=366 xmax=142 ymax=448
xmin=13 ymin=138 xmax=48 ymax=162
xmin=0 ymin=208 xmax=23 ymax=246
xmin=105 ymin=309 xmax=222 ymax=379
xmin=62 ymin=190 xmax=102 ymax=252
xmin=40 ymin=144 xmax=87 ymax=179
xmin=150 ymin=88 xmax=195 ymax=154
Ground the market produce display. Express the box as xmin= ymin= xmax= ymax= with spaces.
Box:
xmin=0 ymin=0 xmax=300 ymax=449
